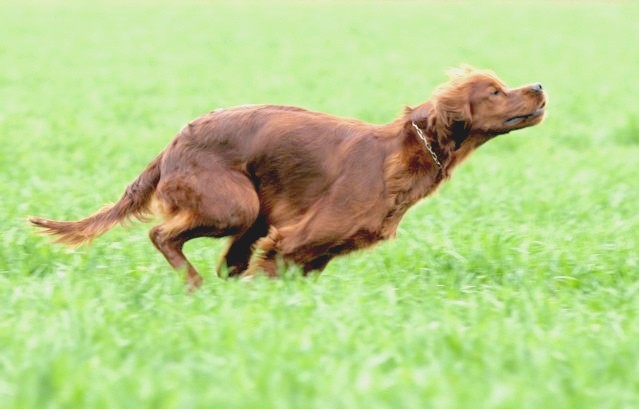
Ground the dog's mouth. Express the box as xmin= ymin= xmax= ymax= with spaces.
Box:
xmin=504 ymin=109 xmax=545 ymax=126
xmin=504 ymin=101 xmax=546 ymax=126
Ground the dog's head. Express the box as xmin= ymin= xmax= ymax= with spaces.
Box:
xmin=410 ymin=66 xmax=547 ymax=150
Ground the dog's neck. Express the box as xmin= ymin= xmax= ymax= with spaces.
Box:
xmin=400 ymin=118 xmax=453 ymax=178
xmin=410 ymin=121 xmax=443 ymax=172
xmin=380 ymin=111 xmax=485 ymax=201
xmin=403 ymin=108 xmax=485 ymax=179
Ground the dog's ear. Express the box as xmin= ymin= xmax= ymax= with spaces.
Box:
xmin=449 ymin=120 xmax=471 ymax=149
xmin=407 ymin=99 xmax=470 ymax=149
xmin=428 ymin=83 xmax=472 ymax=149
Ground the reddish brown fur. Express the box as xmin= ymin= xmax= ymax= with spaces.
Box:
xmin=30 ymin=66 xmax=546 ymax=288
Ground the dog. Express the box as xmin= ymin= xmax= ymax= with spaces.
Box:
xmin=30 ymin=66 xmax=546 ymax=289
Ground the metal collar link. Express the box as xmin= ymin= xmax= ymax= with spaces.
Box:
xmin=411 ymin=121 xmax=443 ymax=169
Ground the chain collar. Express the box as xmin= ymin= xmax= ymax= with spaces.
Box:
xmin=411 ymin=121 xmax=442 ymax=169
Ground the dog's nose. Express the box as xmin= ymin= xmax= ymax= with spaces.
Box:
xmin=530 ymin=83 xmax=543 ymax=93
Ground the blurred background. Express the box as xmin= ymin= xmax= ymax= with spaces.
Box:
xmin=1 ymin=1 xmax=638 ymax=408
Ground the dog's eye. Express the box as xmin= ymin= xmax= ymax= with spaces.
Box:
xmin=490 ymin=89 xmax=500 ymax=96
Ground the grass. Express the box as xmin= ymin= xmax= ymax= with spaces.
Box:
xmin=1 ymin=1 xmax=639 ymax=408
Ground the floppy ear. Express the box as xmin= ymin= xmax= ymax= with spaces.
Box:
xmin=428 ymin=81 xmax=472 ymax=149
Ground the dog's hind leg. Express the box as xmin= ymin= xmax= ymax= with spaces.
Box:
xmin=151 ymin=169 xmax=260 ymax=288
xmin=218 ymin=217 xmax=269 ymax=278
xmin=149 ymin=225 xmax=203 ymax=290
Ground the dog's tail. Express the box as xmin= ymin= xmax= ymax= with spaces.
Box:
xmin=29 ymin=153 xmax=163 ymax=246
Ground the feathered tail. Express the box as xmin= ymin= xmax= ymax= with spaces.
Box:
xmin=29 ymin=153 xmax=163 ymax=246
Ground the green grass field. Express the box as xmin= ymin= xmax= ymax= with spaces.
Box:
xmin=2 ymin=1 xmax=639 ymax=408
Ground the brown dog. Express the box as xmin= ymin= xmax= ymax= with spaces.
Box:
xmin=30 ymin=66 xmax=546 ymax=288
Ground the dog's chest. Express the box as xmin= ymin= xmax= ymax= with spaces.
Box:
xmin=380 ymin=173 xmax=442 ymax=239
xmin=329 ymin=196 xmax=421 ymax=256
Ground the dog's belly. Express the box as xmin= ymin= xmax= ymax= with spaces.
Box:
xmin=326 ymin=229 xmax=386 ymax=256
